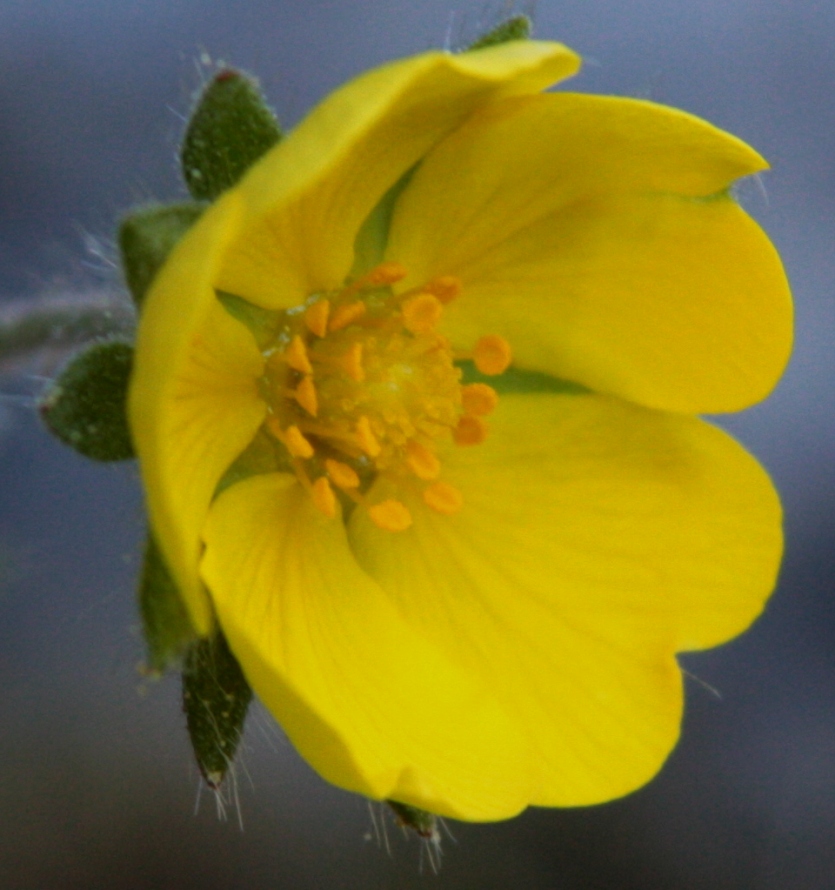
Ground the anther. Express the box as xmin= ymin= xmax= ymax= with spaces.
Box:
xmin=473 ymin=335 xmax=512 ymax=375
xmin=294 ymin=376 xmax=319 ymax=416
xmin=402 ymin=293 xmax=443 ymax=334
xmin=362 ymin=261 xmax=407 ymax=287
xmin=304 ymin=299 xmax=330 ymax=338
xmin=284 ymin=335 xmax=313 ymax=374
xmin=405 ymin=439 xmax=441 ymax=480
xmin=425 ymin=275 xmax=462 ymax=304
xmin=282 ymin=423 xmax=315 ymax=459
xmin=340 ymin=342 xmax=365 ymax=382
xmin=423 ymin=481 xmax=463 ymax=515
xmin=325 ymin=458 xmax=360 ymax=489
xmin=453 ymin=415 xmax=489 ymax=446
xmin=311 ymin=476 xmax=338 ymax=518
xmin=355 ymin=416 xmax=381 ymax=457
xmin=461 ymin=383 xmax=498 ymax=416
xmin=368 ymin=499 xmax=413 ymax=532
xmin=328 ymin=301 xmax=366 ymax=332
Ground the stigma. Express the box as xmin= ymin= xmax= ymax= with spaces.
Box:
xmin=260 ymin=263 xmax=508 ymax=531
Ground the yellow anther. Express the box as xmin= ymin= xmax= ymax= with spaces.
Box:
xmin=368 ymin=499 xmax=413 ymax=532
xmin=283 ymin=424 xmax=315 ymax=459
xmin=340 ymin=342 xmax=365 ymax=382
xmin=328 ymin=301 xmax=366 ymax=332
xmin=355 ymin=415 xmax=381 ymax=457
xmin=311 ymin=476 xmax=338 ymax=518
xmin=425 ymin=275 xmax=462 ymax=304
xmin=325 ymin=458 xmax=360 ymax=489
xmin=461 ymin=382 xmax=499 ymax=416
xmin=363 ymin=261 xmax=407 ymax=287
xmin=402 ymin=293 xmax=444 ymax=334
xmin=304 ymin=299 xmax=330 ymax=338
xmin=423 ymin=481 xmax=463 ymax=515
xmin=405 ymin=439 xmax=441 ymax=480
xmin=294 ymin=375 xmax=319 ymax=416
xmin=453 ymin=415 xmax=489 ymax=446
xmin=473 ymin=334 xmax=512 ymax=376
xmin=284 ymin=335 xmax=313 ymax=374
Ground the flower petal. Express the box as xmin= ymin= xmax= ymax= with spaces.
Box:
xmin=348 ymin=393 xmax=782 ymax=805
xmin=130 ymin=193 xmax=266 ymax=632
xmin=215 ymin=42 xmax=580 ymax=308
xmin=387 ymin=94 xmax=792 ymax=413
xmin=200 ymin=473 xmax=530 ymax=820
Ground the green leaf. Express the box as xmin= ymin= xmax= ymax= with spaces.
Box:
xmin=183 ymin=631 xmax=253 ymax=789
xmin=466 ymin=14 xmax=532 ymax=51
xmin=181 ymin=69 xmax=282 ymax=201
xmin=138 ymin=534 xmax=196 ymax=675
xmin=39 ymin=340 xmax=135 ymax=461
xmin=119 ymin=202 xmax=205 ymax=307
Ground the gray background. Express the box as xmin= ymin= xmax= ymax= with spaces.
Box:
xmin=1 ymin=1 xmax=833 ymax=887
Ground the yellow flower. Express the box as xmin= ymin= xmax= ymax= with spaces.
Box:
xmin=129 ymin=41 xmax=792 ymax=820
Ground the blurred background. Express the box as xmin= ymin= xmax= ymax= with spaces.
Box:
xmin=1 ymin=1 xmax=833 ymax=887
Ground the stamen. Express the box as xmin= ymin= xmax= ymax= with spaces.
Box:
xmin=279 ymin=423 xmax=315 ymax=459
xmin=405 ymin=439 xmax=441 ymax=480
xmin=424 ymin=275 xmax=462 ymax=304
xmin=311 ymin=476 xmax=338 ymax=518
xmin=304 ymin=299 xmax=330 ymax=338
xmin=423 ymin=481 xmax=463 ymax=515
xmin=473 ymin=335 xmax=512 ymax=375
xmin=325 ymin=458 xmax=360 ymax=489
xmin=355 ymin=416 xmax=381 ymax=457
xmin=328 ymin=301 xmax=366 ymax=332
xmin=368 ymin=499 xmax=413 ymax=532
xmin=294 ymin=376 xmax=319 ymax=416
xmin=284 ymin=335 xmax=313 ymax=374
xmin=461 ymin=382 xmax=498 ymax=416
xmin=343 ymin=262 xmax=407 ymax=298
xmin=402 ymin=293 xmax=443 ymax=334
xmin=453 ymin=415 xmax=488 ymax=446
xmin=341 ymin=342 xmax=365 ymax=382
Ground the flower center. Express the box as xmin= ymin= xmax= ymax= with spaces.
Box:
xmin=260 ymin=262 xmax=510 ymax=531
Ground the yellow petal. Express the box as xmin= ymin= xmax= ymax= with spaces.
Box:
xmin=349 ymin=393 xmax=782 ymax=806
xmin=129 ymin=193 xmax=266 ymax=632
xmin=388 ymin=93 xmax=792 ymax=412
xmin=200 ymin=473 xmax=529 ymax=820
xmin=215 ymin=42 xmax=580 ymax=308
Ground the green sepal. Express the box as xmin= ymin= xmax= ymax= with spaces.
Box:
xmin=181 ymin=69 xmax=282 ymax=201
xmin=39 ymin=340 xmax=134 ymax=461
xmin=458 ymin=360 xmax=589 ymax=396
xmin=138 ymin=534 xmax=196 ymax=675
xmin=467 ymin=14 xmax=532 ymax=50
xmin=386 ymin=800 xmax=439 ymax=840
xmin=183 ymin=631 xmax=253 ymax=789
xmin=118 ymin=202 xmax=205 ymax=307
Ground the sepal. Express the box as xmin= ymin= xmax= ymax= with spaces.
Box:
xmin=118 ymin=203 xmax=205 ymax=307
xmin=181 ymin=69 xmax=283 ymax=201
xmin=182 ymin=631 xmax=253 ymax=789
xmin=39 ymin=340 xmax=134 ymax=461
xmin=467 ymin=14 xmax=532 ymax=51
xmin=138 ymin=534 xmax=197 ymax=674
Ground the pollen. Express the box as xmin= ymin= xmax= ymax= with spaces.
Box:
xmin=461 ymin=382 xmax=498 ymax=416
xmin=294 ymin=376 xmax=319 ymax=416
xmin=304 ymin=299 xmax=330 ymax=338
xmin=368 ymin=499 xmax=413 ymax=532
xmin=406 ymin=439 xmax=441 ymax=480
xmin=284 ymin=335 xmax=313 ymax=373
xmin=259 ymin=264 xmax=511 ymax=531
xmin=423 ymin=481 xmax=463 ymax=515
xmin=402 ymin=293 xmax=444 ymax=334
xmin=283 ymin=423 xmax=315 ymax=459
xmin=328 ymin=301 xmax=366 ymax=332
xmin=325 ymin=458 xmax=360 ymax=489
xmin=473 ymin=335 xmax=512 ymax=376
xmin=453 ymin=415 xmax=489 ymax=446
xmin=311 ymin=476 xmax=338 ymax=518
